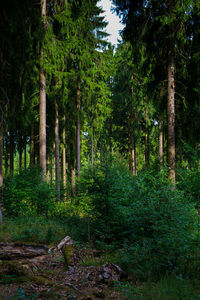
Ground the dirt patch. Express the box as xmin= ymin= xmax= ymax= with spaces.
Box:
xmin=0 ymin=246 xmax=125 ymax=299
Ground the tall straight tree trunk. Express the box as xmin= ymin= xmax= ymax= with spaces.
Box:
xmin=0 ymin=111 xmax=3 ymax=223
xmin=167 ymin=0 xmax=175 ymax=184
xmin=5 ymin=128 xmax=8 ymax=178
xmin=159 ymin=119 xmax=164 ymax=165
xmin=70 ymin=137 xmax=75 ymax=197
xmin=130 ymin=127 xmax=137 ymax=176
xmin=62 ymin=115 xmax=66 ymax=189
xmin=144 ymin=109 xmax=150 ymax=166
xmin=19 ymin=136 xmax=23 ymax=170
xmin=76 ymin=81 xmax=81 ymax=177
xmin=55 ymin=97 xmax=60 ymax=201
xmin=30 ymin=124 xmax=35 ymax=166
xmin=39 ymin=0 xmax=47 ymax=182
xmin=10 ymin=132 xmax=14 ymax=176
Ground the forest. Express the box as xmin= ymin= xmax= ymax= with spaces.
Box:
xmin=0 ymin=0 xmax=199 ymax=298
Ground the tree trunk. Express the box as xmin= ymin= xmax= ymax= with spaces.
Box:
xmin=130 ymin=127 xmax=137 ymax=176
xmin=39 ymin=0 xmax=47 ymax=182
xmin=19 ymin=136 xmax=23 ymax=171
xmin=76 ymin=81 xmax=81 ymax=177
xmin=70 ymin=137 xmax=75 ymax=197
xmin=159 ymin=119 xmax=164 ymax=165
xmin=167 ymin=0 xmax=175 ymax=184
xmin=91 ymin=128 xmax=94 ymax=167
xmin=55 ymin=97 xmax=60 ymax=201
xmin=0 ymin=111 xmax=3 ymax=223
xmin=5 ymin=128 xmax=8 ymax=178
xmin=62 ymin=115 xmax=66 ymax=189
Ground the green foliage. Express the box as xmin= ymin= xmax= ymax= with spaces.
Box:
xmin=177 ymin=167 xmax=200 ymax=208
xmin=76 ymin=159 xmax=198 ymax=278
xmin=115 ymin=277 xmax=200 ymax=300
xmin=3 ymin=167 xmax=56 ymax=217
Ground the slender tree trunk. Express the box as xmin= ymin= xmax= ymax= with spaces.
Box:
xmin=5 ymin=128 xmax=8 ymax=178
xmin=62 ymin=115 xmax=66 ymax=189
xmin=167 ymin=0 xmax=175 ymax=184
xmin=70 ymin=137 xmax=75 ymax=197
xmin=39 ymin=0 xmax=47 ymax=182
xmin=10 ymin=132 xmax=14 ymax=176
xmin=19 ymin=136 xmax=23 ymax=171
xmin=144 ymin=108 xmax=150 ymax=166
xmin=30 ymin=124 xmax=35 ymax=166
xmin=130 ymin=127 xmax=137 ymax=176
xmin=0 ymin=111 xmax=3 ymax=223
xmin=55 ymin=97 xmax=60 ymax=201
xmin=53 ymin=143 xmax=56 ymax=182
xmin=91 ymin=127 xmax=94 ymax=167
xmin=159 ymin=119 xmax=164 ymax=165
xmin=76 ymin=81 xmax=81 ymax=177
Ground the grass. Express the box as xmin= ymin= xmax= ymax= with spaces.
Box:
xmin=115 ymin=277 xmax=200 ymax=300
xmin=0 ymin=215 xmax=71 ymax=245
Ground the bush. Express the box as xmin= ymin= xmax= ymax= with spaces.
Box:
xmin=76 ymin=160 xmax=198 ymax=278
xmin=3 ymin=167 xmax=56 ymax=217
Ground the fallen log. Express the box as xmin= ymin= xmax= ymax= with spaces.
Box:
xmin=0 ymin=242 xmax=49 ymax=260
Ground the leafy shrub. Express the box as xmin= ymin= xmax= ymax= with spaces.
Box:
xmin=176 ymin=167 xmax=200 ymax=208
xmin=3 ymin=167 xmax=56 ymax=216
xmin=76 ymin=160 xmax=198 ymax=278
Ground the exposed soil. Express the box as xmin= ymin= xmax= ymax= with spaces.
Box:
xmin=0 ymin=244 xmax=125 ymax=299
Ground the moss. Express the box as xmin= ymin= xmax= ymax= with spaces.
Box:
xmin=62 ymin=244 xmax=74 ymax=266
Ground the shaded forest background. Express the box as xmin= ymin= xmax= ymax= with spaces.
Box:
xmin=0 ymin=0 xmax=200 ymax=297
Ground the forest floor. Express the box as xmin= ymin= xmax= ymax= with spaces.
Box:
xmin=0 ymin=242 xmax=128 ymax=300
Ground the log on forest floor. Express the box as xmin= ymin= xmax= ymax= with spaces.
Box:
xmin=0 ymin=242 xmax=49 ymax=260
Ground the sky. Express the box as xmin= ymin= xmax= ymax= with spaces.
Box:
xmin=97 ymin=0 xmax=124 ymax=46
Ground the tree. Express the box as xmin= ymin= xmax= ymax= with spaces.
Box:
xmin=39 ymin=0 xmax=47 ymax=182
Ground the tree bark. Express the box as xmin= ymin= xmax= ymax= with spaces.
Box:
xmin=167 ymin=0 xmax=176 ymax=185
xmin=19 ymin=135 xmax=23 ymax=171
xmin=70 ymin=137 xmax=75 ymax=197
xmin=55 ymin=97 xmax=60 ymax=201
xmin=39 ymin=0 xmax=47 ymax=182
xmin=91 ymin=127 xmax=94 ymax=167
xmin=130 ymin=127 xmax=137 ymax=176
xmin=0 ymin=110 xmax=3 ymax=223
xmin=62 ymin=115 xmax=66 ymax=189
xmin=5 ymin=128 xmax=8 ymax=178
xmin=159 ymin=119 xmax=164 ymax=165
xmin=76 ymin=81 xmax=81 ymax=177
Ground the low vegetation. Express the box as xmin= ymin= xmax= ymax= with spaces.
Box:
xmin=1 ymin=160 xmax=200 ymax=298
